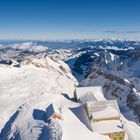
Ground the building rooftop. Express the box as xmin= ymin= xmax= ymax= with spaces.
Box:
xmin=92 ymin=106 xmax=119 ymax=120
xmin=85 ymin=100 xmax=120 ymax=119
xmin=91 ymin=120 xmax=124 ymax=134
xmin=75 ymin=86 xmax=106 ymax=104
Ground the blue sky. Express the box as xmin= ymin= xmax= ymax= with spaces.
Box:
xmin=0 ymin=0 xmax=140 ymax=40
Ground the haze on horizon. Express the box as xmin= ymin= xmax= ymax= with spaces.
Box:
xmin=0 ymin=0 xmax=140 ymax=40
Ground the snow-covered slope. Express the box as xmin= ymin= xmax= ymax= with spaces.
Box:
xmin=0 ymin=56 xmax=109 ymax=140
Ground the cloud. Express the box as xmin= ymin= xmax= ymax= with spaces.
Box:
xmin=11 ymin=42 xmax=48 ymax=53
xmin=104 ymin=30 xmax=140 ymax=34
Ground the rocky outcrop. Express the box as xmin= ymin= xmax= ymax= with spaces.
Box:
xmin=127 ymin=93 xmax=140 ymax=122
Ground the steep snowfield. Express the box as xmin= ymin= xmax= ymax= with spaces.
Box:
xmin=0 ymin=56 xmax=108 ymax=140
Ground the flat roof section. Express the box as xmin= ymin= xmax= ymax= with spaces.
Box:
xmin=75 ymin=86 xmax=106 ymax=104
xmin=91 ymin=120 xmax=124 ymax=134
xmin=92 ymin=106 xmax=119 ymax=120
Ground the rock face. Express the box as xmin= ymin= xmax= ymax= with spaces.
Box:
xmin=127 ymin=93 xmax=140 ymax=122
